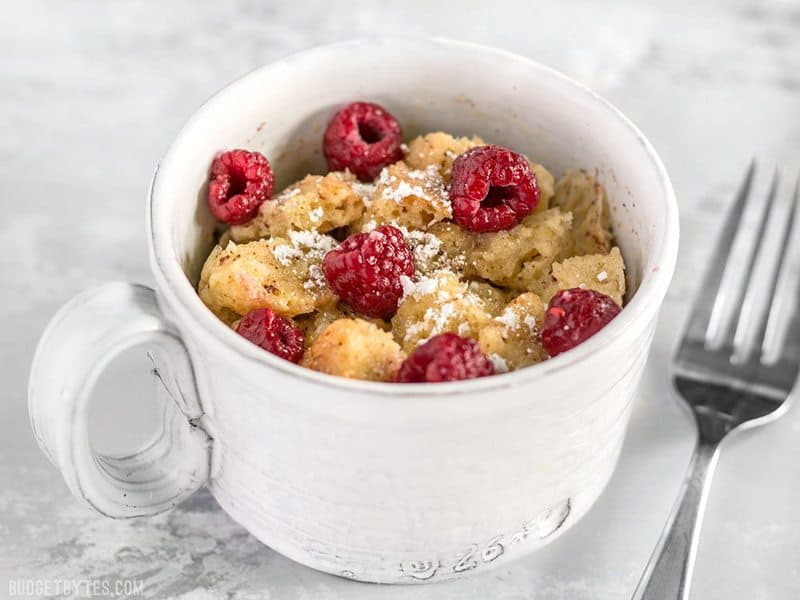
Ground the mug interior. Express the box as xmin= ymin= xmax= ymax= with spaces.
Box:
xmin=150 ymin=38 xmax=677 ymax=388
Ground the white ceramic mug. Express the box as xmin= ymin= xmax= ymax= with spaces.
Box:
xmin=28 ymin=38 xmax=679 ymax=584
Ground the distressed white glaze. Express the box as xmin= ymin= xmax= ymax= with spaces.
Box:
xmin=27 ymin=39 xmax=678 ymax=584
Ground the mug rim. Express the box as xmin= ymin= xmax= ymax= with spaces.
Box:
xmin=148 ymin=37 xmax=679 ymax=397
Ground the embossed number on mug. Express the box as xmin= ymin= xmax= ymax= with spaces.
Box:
xmin=397 ymin=498 xmax=571 ymax=580
xmin=452 ymin=544 xmax=478 ymax=573
xmin=400 ymin=560 xmax=439 ymax=580
xmin=481 ymin=535 xmax=504 ymax=562
xmin=452 ymin=535 xmax=503 ymax=574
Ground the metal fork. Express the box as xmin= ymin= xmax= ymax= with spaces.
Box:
xmin=633 ymin=162 xmax=800 ymax=599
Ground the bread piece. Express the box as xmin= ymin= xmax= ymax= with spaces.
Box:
xmin=198 ymin=234 xmax=337 ymax=319
xmin=478 ymin=292 xmax=548 ymax=371
xmin=392 ymin=271 xmax=493 ymax=354
xmin=302 ymin=318 xmax=405 ymax=381
xmin=357 ymin=162 xmax=452 ymax=231
xmin=546 ymin=246 xmax=626 ymax=305
xmin=400 ymin=222 xmax=471 ymax=276
xmin=466 ymin=207 xmax=573 ymax=295
xmin=404 ymin=132 xmax=485 ymax=181
xmin=530 ymin=162 xmax=555 ymax=212
xmin=551 ymin=170 xmax=613 ymax=256
xmin=295 ymin=304 xmax=390 ymax=346
xmin=230 ymin=171 xmax=367 ymax=242
xmin=467 ymin=281 xmax=511 ymax=317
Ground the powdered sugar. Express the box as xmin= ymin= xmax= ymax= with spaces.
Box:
xmin=396 ymin=227 xmax=445 ymax=269
xmin=274 ymin=186 xmax=303 ymax=203
xmin=272 ymin=230 xmax=337 ymax=292
xmin=399 ymin=273 xmax=485 ymax=345
xmin=288 ymin=230 xmax=337 ymax=257
xmin=376 ymin=165 xmax=451 ymax=217
xmin=495 ymin=307 xmax=521 ymax=330
xmin=400 ymin=274 xmax=438 ymax=299
xmin=273 ymin=244 xmax=303 ymax=266
xmin=377 ymin=168 xmax=396 ymax=187
xmin=488 ymin=353 xmax=509 ymax=373
xmin=304 ymin=264 xmax=326 ymax=291
xmin=382 ymin=180 xmax=428 ymax=203
xmin=350 ymin=181 xmax=376 ymax=203
xmin=403 ymin=321 xmax=423 ymax=341
xmin=421 ymin=302 xmax=457 ymax=341
xmin=399 ymin=275 xmax=416 ymax=297
xmin=308 ymin=207 xmax=324 ymax=223
xmin=383 ymin=223 xmax=466 ymax=274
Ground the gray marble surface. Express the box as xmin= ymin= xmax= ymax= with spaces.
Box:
xmin=2 ymin=0 xmax=800 ymax=598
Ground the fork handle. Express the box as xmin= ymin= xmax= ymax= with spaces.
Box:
xmin=632 ymin=441 xmax=720 ymax=600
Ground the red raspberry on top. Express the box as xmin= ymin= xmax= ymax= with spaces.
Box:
xmin=395 ymin=333 xmax=495 ymax=383
xmin=236 ymin=308 xmax=305 ymax=364
xmin=321 ymin=225 xmax=414 ymax=318
xmin=323 ymin=101 xmax=404 ymax=182
xmin=540 ymin=288 xmax=621 ymax=357
xmin=207 ymin=149 xmax=274 ymax=225
xmin=449 ymin=145 xmax=539 ymax=233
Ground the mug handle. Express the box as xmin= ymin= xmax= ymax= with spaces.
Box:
xmin=28 ymin=282 xmax=212 ymax=518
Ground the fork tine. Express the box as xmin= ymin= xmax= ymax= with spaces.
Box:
xmin=719 ymin=168 xmax=780 ymax=350
xmin=758 ymin=176 xmax=800 ymax=362
xmin=683 ymin=160 xmax=756 ymax=345
xmin=781 ymin=277 xmax=800 ymax=367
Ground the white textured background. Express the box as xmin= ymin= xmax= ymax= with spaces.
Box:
xmin=2 ymin=1 xmax=800 ymax=598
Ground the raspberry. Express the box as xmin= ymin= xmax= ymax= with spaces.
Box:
xmin=322 ymin=225 xmax=414 ymax=318
xmin=323 ymin=101 xmax=404 ymax=182
xmin=207 ymin=149 xmax=274 ymax=225
xmin=235 ymin=308 xmax=305 ymax=363
xmin=395 ymin=333 xmax=495 ymax=383
xmin=540 ymin=288 xmax=621 ymax=357
xmin=449 ymin=145 xmax=539 ymax=232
